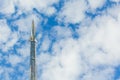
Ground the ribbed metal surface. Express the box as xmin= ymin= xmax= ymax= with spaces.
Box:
xmin=30 ymin=20 xmax=36 ymax=80
xmin=30 ymin=41 xmax=36 ymax=80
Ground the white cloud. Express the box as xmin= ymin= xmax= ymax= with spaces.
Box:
xmin=9 ymin=54 xmax=22 ymax=66
xmin=17 ymin=42 xmax=30 ymax=58
xmin=0 ymin=0 xmax=59 ymax=17
xmin=39 ymin=38 xmax=83 ymax=80
xmin=37 ymin=4 xmax=120 ymax=80
xmin=3 ymin=32 xmax=19 ymax=52
xmin=40 ymin=36 xmax=51 ymax=51
xmin=41 ymin=7 xmax=57 ymax=16
xmin=0 ymin=0 xmax=15 ymax=16
xmin=0 ymin=67 xmax=14 ymax=80
xmin=37 ymin=52 xmax=52 ymax=67
xmin=33 ymin=0 xmax=59 ymax=16
xmin=13 ymin=14 xmax=40 ymax=32
xmin=87 ymin=0 xmax=106 ymax=10
xmin=14 ymin=0 xmax=59 ymax=15
xmin=107 ymin=5 xmax=120 ymax=21
xmin=0 ymin=20 xmax=11 ymax=43
xmin=76 ymin=14 xmax=120 ymax=67
xmin=15 ymin=0 xmax=34 ymax=12
xmin=110 ymin=0 xmax=120 ymax=2
xmin=0 ymin=20 xmax=19 ymax=52
xmin=33 ymin=0 xmax=59 ymax=10
xmin=82 ymin=67 xmax=114 ymax=80
xmin=58 ymin=0 xmax=87 ymax=24
xmin=0 ymin=0 xmax=120 ymax=80
xmin=51 ymin=26 xmax=72 ymax=39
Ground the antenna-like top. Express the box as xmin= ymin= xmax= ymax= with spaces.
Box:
xmin=31 ymin=20 xmax=35 ymax=41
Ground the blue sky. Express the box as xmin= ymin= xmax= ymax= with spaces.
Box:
xmin=0 ymin=0 xmax=120 ymax=80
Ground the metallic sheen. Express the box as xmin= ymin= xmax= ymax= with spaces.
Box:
xmin=30 ymin=20 xmax=36 ymax=80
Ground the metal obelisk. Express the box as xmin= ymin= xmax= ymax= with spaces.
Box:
xmin=30 ymin=20 xmax=36 ymax=80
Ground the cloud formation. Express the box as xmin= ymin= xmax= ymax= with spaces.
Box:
xmin=0 ymin=0 xmax=120 ymax=80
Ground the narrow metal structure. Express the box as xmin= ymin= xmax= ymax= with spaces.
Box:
xmin=30 ymin=20 xmax=36 ymax=80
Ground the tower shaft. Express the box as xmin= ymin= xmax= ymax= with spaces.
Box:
xmin=30 ymin=20 xmax=36 ymax=80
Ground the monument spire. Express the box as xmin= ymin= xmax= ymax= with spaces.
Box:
xmin=30 ymin=20 xmax=36 ymax=80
